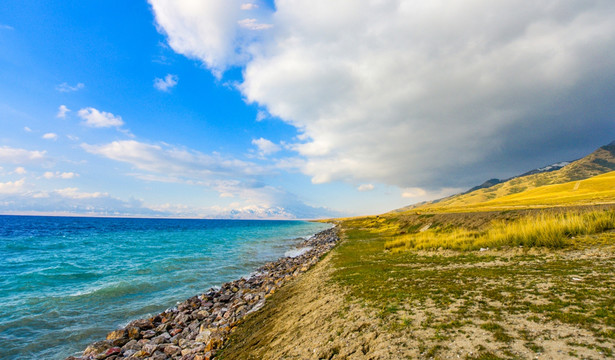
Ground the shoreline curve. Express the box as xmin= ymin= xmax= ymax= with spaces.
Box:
xmin=67 ymin=226 xmax=339 ymax=360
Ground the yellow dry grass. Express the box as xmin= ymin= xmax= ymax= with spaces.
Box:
xmin=385 ymin=209 xmax=615 ymax=251
xmin=395 ymin=144 xmax=615 ymax=213
xmin=409 ymin=170 xmax=615 ymax=213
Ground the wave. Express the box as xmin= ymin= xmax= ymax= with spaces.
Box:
xmin=0 ymin=217 xmax=332 ymax=360
xmin=65 ymin=279 xmax=166 ymax=299
xmin=285 ymin=246 xmax=313 ymax=258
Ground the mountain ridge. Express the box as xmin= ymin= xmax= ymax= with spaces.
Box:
xmin=463 ymin=159 xmax=573 ymax=194
xmin=395 ymin=140 xmax=615 ymax=213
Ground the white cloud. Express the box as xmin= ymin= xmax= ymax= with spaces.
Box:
xmin=245 ymin=1 xmax=615 ymax=189
xmin=357 ymin=184 xmax=374 ymax=192
xmin=81 ymin=140 xmax=262 ymax=179
xmin=149 ymin=202 xmax=296 ymax=219
xmin=60 ymin=172 xmax=78 ymax=179
xmin=153 ymin=1 xmax=615 ymax=191
xmin=0 ymin=187 xmax=165 ymax=217
xmin=154 ymin=74 xmax=179 ymax=91
xmin=252 ymin=137 xmax=281 ymax=156
xmin=240 ymin=3 xmax=258 ymax=10
xmin=57 ymin=105 xmax=70 ymax=118
xmin=219 ymin=204 xmax=293 ymax=219
xmin=56 ymin=82 xmax=85 ymax=92
xmin=143 ymin=201 xmax=303 ymax=219
xmin=14 ymin=167 xmax=27 ymax=175
xmin=149 ymin=0 xmax=272 ymax=75
xmin=0 ymin=24 xmax=14 ymax=30
xmin=23 ymin=127 xmax=31 ymax=132
xmin=55 ymin=187 xmax=105 ymax=199
xmin=78 ymin=107 xmax=124 ymax=128
xmin=43 ymin=171 xmax=78 ymax=179
xmin=0 ymin=179 xmax=335 ymax=219
xmin=0 ymin=179 xmax=25 ymax=194
xmin=400 ymin=188 xmax=464 ymax=206
xmin=42 ymin=133 xmax=58 ymax=140
xmin=207 ymin=182 xmax=338 ymax=219
xmin=255 ymin=110 xmax=268 ymax=121
xmin=237 ymin=18 xmax=272 ymax=30
xmin=401 ymin=187 xmax=427 ymax=199
xmin=0 ymin=146 xmax=47 ymax=164
xmin=82 ymin=139 xmax=337 ymax=218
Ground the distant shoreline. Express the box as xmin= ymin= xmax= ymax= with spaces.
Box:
xmin=0 ymin=212 xmax=324 ymax=221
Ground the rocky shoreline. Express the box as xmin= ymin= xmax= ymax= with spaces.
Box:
xmin=67 ymin=226 xmax=339 ymax=360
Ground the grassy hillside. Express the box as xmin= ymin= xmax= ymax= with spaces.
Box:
xmin=397 ymin=141 xmax=615 ymax=212
xmin=473 ymin=170 xmax=615 ymax=209
xmin=353 ymin=169 xmax=615 ymax=253
xmin=412 ymin=170 xmax=615 ymax=213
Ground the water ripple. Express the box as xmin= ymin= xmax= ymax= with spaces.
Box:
xmin=0 ymin=216 xmax=331 ymax=360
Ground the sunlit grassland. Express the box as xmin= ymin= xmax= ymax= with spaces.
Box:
xmin=480 ymin=170 xmax=615 ymax=207
xmin=410 ymin=170 xmax=615 ymax=213
xmin=385 ymin=210 xmax=615 ymax=251
xmin=220 ymin=150 xmax=615 ymax=359
xmin=319 ymin=169 xmax=615 ymax=358
xmin=331 ymin=208 xmax=615 ymax=359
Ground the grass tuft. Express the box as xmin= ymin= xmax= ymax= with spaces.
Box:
xmin=385 ymin=210 xmax=615 ymax=251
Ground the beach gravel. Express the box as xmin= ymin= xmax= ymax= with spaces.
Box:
xmin=66 ymin=226 xmax=338 ymax=360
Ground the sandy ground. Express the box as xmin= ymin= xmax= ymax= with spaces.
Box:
xmin=218 ymin=244 xmax=614 ymax=360
xmin=218 ymin=253 xmax=414 ymax=359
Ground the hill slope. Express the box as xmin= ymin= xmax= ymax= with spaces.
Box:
xmin=405 ymin=170 xmax=615 ymax=213
xmin=397 ymin=141 xmax=615 ymax=212
xmin=474 ymin=170 xmax=615 ymax=209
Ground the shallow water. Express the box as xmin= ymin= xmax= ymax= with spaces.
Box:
xmin=0 ymin=215 xmax=330 ymax=359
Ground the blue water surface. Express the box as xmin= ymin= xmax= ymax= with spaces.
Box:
xmin=0 ymin=215 xmax=331 ymax=359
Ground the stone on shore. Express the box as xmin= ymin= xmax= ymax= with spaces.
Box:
xmin=68 ymin=227 xmax=339 ymax=360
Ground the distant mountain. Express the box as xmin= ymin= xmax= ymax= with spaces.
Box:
xmin=396 ymin=140 xmax=615 ymax=212
xmin=459 ymin=170 xmax=615 ymax=210
xmin=555 ymin=141 xmax=615 ymax=180
xmin=517 ymin=160 xmax=572 ymax=178
xmin=462 ymin=160 xmax=572 ymax=194
xmin=463 ymin=178 xmax=504 ymax=194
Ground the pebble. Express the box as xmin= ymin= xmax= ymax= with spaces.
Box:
xmin=67 ymin=226 xmax=339 ymax=360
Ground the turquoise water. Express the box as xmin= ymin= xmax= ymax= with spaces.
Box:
xmin=0 ymin=215 xmax=331 ymax=359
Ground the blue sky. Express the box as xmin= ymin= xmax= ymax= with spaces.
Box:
xmin=1 ymin=1 xmax=614 ymax=218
